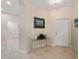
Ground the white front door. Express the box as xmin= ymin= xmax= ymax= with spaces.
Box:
xmin=54 ymin=19 xmax=70 ymax=47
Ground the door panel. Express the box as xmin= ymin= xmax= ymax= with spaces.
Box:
xmin=54 ymin=20 xmax=69 ymax=47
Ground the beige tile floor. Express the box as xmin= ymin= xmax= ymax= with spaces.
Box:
xmin=26 ymin=46 xmax=78 ymax=59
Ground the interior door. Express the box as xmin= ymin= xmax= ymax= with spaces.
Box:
xmin=54 ymin=19 xmax=70 ymax=47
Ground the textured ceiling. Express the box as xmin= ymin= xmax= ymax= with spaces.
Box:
xmin=1 ymin=0 xmax=77 ymax=14
xmin=28 ymin=0 xmax=77 ymax=10
xmin=1 ymin=0 xmax=20 ymax=14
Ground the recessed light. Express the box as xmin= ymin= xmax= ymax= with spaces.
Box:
xmin=6 ymin=1 xmax=11 ymax=5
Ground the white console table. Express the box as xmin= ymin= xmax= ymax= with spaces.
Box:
xmin=32 ymin=38 xmax=49 ymax=50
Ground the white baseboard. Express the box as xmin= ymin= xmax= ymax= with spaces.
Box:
xmin=19 ymin=48 xmax=32 ymax=54
xmin=51 ymin=43 xmax=72 ymax=48
xmin=19 ymin=50 xmax=28 ymax=54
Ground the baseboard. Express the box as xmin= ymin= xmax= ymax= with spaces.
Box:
xmin=19 ymin=48 xmax=32 ymax=54
xmin=51 ymin=43 xmax=72 ymax=48
xmin=19 ymin=50 xmax=28 ymax=54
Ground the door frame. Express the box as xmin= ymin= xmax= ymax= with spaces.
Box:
xmin=53 ymin=18 xmax=71 ymax=47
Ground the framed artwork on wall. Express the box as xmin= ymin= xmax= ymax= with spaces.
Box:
xmin=74 ymin=18 xmax=78 ymax=27
xmin=34 ymin=17 xmax=45 ymax=28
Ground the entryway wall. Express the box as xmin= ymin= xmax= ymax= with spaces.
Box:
xmin=71 ymin=3 xmax=78 ymax=52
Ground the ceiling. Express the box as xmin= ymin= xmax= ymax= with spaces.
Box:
xmin=1 ymin=0 xmax=77 ymax=14
xmin=28 ymin=0 xmax=77 ymax=10
xmin=1 ymin=0 xmax=20 ymax=14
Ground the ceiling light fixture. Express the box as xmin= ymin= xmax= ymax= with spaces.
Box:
xmin=6 ymin=1 xmax=11 ymax=5
xmin=53 ymin=0 xmax=62 ymax=3
xmin=49 ymin=0 xmax=62 ymax=5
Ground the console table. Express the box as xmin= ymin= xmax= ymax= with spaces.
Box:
xmin=32 ymin=39 xmax=48 ymax=50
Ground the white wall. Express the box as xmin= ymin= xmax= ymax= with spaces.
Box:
xmin=19 ymin=0 xmax=32 ymax=54
xmin=30 ymin=5 xmax=47 ymax=37
xmin=71 ymin=3 xmax=78 ymax=52
xmin=30 ymin=5 xmax=51 ymax=47
xmin=19 ymin=0 xmax=51 ymax=51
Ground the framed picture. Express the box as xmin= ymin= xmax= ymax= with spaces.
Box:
xmin=74 ymin=18 xmax=78 ymax=27
xmin=34 ymin=17 xmax=45 ymax=28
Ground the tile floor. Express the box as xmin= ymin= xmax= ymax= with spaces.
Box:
xmin=26 ymin=46 xmax=77 ymax=59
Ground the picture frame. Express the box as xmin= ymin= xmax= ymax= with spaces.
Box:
xmin=74 ymin=18 xmax=78 ymax=27
xmin=34 ymin=17 xmax=45 ymax=28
